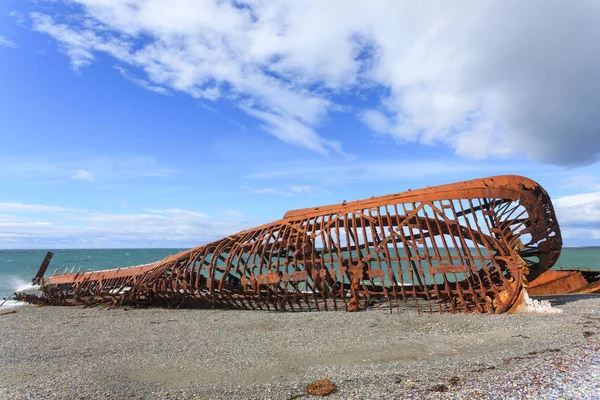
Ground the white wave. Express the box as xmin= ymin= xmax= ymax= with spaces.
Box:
xmin=12 ymin=278 xmax=40 ymax=294
xmin=0 ymin=299 xmax=29 ymax=309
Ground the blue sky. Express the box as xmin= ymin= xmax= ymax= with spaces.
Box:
xmin=1 ymin=0 xmax=600 ymax=248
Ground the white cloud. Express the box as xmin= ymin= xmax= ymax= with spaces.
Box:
xmin=0 ymin=154 xmax=174 ymax=182
xmin=244 ymin=158 xmax=512 ymax=183
xmin=554 ymin=192 xmax=600 ymax=227
xmin=289 ymin=185 xmax=312 ymax=193
xmin=114 ymin=65 xmax=169 ymax=95
xmin=0 ymin=202 xmax=77 ymax=214
xmin=0 ymin=203 xmax=256 ymax=248
xmin=72 ymin=169 xmax=95 ymax=182
xmin=30 ymin=1 xmax=600 ymax=165
xmin=0 ymin=36 xmax=16 ymax=48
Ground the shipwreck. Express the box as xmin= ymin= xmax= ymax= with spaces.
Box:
xmin=18 ymin=175 xmax=565 ymax=314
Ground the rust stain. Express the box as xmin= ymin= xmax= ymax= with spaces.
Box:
xmin=528 ymin=269 xmax=600 ymax=295
xmin=17 ymin=175 xmax=563 ymax=314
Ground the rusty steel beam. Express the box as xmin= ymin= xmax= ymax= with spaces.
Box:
xmin=528 ymin=269 xmax=600 ymax=296
xmin=17 ymin=175 xmax=562 ymax=313
xmin=32 ymin=251 xmax=53 ymax=285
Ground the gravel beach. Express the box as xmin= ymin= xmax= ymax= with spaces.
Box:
xmin=1 ymin=294 xmax=599 ymax=399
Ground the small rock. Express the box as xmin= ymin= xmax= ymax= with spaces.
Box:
xmin=305 ymin=379 xmax=336 ymax=396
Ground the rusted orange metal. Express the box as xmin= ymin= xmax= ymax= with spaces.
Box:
xmin=528 ymin=269 xmax=600 ymax=296
xmin=17 ymin=175 xmax=562 ymax=313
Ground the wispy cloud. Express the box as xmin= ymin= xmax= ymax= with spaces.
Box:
xmin=0 ymin=202 xmax=78 ymax=214
xmin=0 ymin=154 xmax=175 ymax=182
xmin=114 ymin=65 xmax=170 ymax=95
xmin=0 ymin=202 xmax=258 ymax=248
xmin=71 ymin=169 xmax=95 ymax=183
xmin=244 ymin=159 xmax=511 ymax=184
xmin=241 ymin=184 xmax=319 ymax=197
xmin=0 ymin=36 xmax=16 ymax=48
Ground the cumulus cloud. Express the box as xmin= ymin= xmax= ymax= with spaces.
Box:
xmin=0 ymin=36 xmax=16 ymax=48
xmin=71 ymin=169 xmax=95 ymax=182
xmin=30 ymin=1 xmax=600 ymax=165
xmin=554 ymin=192 xmax=600 ymax=228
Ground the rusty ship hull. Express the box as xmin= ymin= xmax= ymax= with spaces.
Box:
xmin=18 ymin=175 xmax=562 ymax=314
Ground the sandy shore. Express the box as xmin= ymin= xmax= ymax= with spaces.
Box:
xmin=1 ymin=294 xmax=599 ymax=399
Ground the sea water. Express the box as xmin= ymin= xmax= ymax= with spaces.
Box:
xmin=1 ymin=247 xmax=599 ymax=304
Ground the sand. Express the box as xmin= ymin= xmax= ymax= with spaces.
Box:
xmin=0 ymin=294 xmax=599 ymax=399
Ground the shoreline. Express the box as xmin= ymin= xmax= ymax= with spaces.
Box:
xmin=1 ymin=294 xmax=598 ymax=399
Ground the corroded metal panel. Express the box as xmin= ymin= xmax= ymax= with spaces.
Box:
xmin=528 ymin=269 xmax=600 ymax=295
xmin=18 ymin=175 xmax=562 ymax=313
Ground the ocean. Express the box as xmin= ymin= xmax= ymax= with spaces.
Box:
xmin=1 ymin=247 xmax=599 ymax=302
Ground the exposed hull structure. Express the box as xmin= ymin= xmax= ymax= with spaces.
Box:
xmin=18 ymin=175 xmax=562 ymax=313
xmin=528 ymin=269 xmax=600 ymax=296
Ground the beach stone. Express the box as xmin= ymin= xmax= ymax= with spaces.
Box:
xmin=305 ymin=379 xmax=336 ymax=396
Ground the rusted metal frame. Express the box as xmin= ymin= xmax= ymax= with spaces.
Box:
xmin=317 ymin=213 xmax=337 ymax=310
xmin=480 ymin=198 xmax=520 ymax=309
xmin=305 ymin=215 xmax=325 ymax=311
xmin=455 ymin=198 xmax=511 ymax=218
xmin=290 ymin=219 xmax=314 ymax=311
xmin=468 ymin=198 xmax=501 ymax=300
xmin=438 ymin=200 xmax=482 ymax=312
xmin=495 ymin=205 xmax=531 ymax=282
xmin=422 ymin=202 xmax=455 ymax=313
xmin=254 ymin=230 xmax=278 ymax=311
xmin=416 ymin=204 xmax=445 ymax=313
xmin=267 ymin=224 xmax=290 ymax=311
xmin=411 ymin=203 xmax=437 ymax=312
xmin=332 ymin=210 xmax=350 ymax=310
xmin=193 ymin=247 xmax=215 ymax=304
xmin=463 ymin=198 xmax=497 ymax=290
xmin=208 ymin=239 xmax=234 ymax=308
xmin=277 ymin=223 xmax=298 ymax=312
xmin=356 ymin=209 xmax=378 ymax=307
xmin=381 ymin=202 xmax=428 ymax=298
xmin=477 ymin=197 xmax=512 ymax=296
xmin=366 ymin=206 xmax=393 ymax=312
xmin=402 ymin=202 xmax=431 ymax=303
xmin=24 ymin=175 xmax=562 ymax=313
xmin=288 ymin=220 xmax=312 ymax=311
xmin=338 ymin=212 xmax=355 ymax=310
xmin=346 ymin=207 xmax=367 ymax=310
xmin=253 ymin=228 xmax=278 ymax=311
xmin=381 ymin=205 xmax=404 ymax=311
xmin=431 ymin=200 xmax=466 ymax=313
xmin=305 ymin=216 xmax=322 ymax=311
xmin=431 ymin=202 xmax=473 ymax=312
xmin=444 ymin=199 xmax=487 ymax=312
xmin=494 ymin=200 xmax=527 ymax=241
xmin=465 ymin=197 xmax=499 ymax=307
xmin=308 ymin=215 xmax=330 ymax=311
xmin=391 ymin=203 xmax=417 ymax=302
xmin=242 ymin=226 xmax=274 ymax=310
xmin=500 ymin=208 xmax=530 ymax=247
xmin=177 ymin=250 xmax=197 ymax=296
xmin=485 ymin=199 xmax=521 ymax=288
xmin=210 ymin=244 xmax=244 ymax=310
xmin=218 ymin=243 xmax=248 ymax=307
xmin=285 ymin=221 xmax=310 ymax=311
xmin=395 ymin=202 xmax=423 ymax=310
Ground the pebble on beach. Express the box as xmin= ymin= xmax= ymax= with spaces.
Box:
xmin=0 ymin=294 xmax=598 ymax=399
